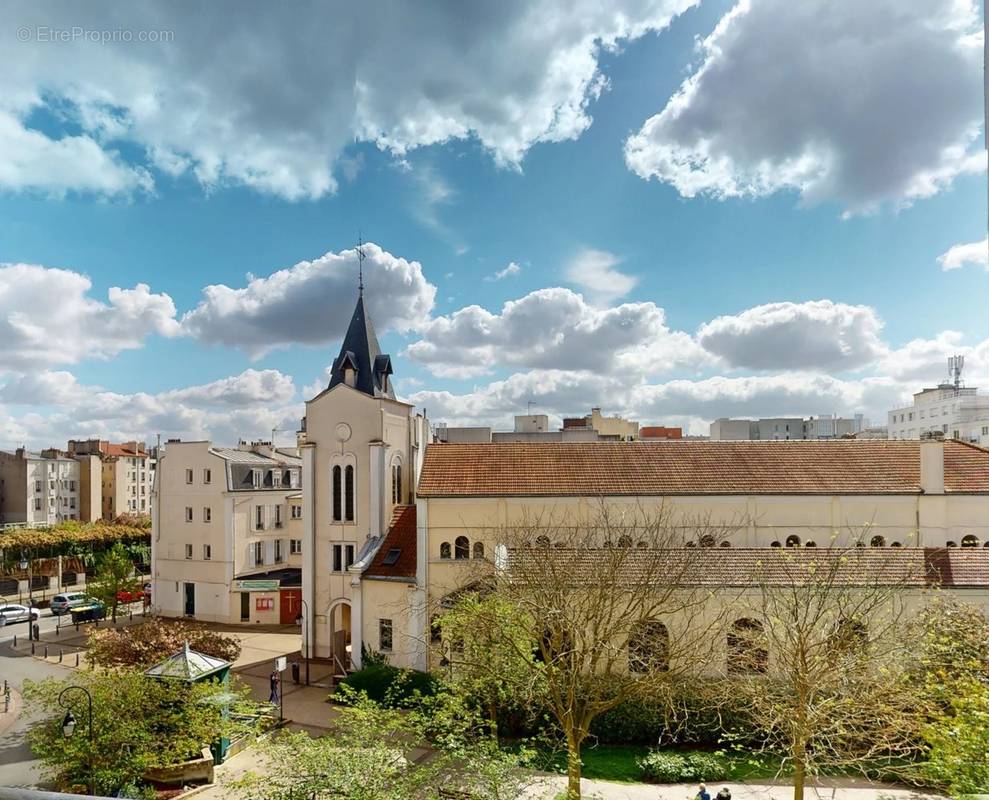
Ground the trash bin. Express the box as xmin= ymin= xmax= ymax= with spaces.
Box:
xmin=291 ymin=662 xmax=300 ymax=684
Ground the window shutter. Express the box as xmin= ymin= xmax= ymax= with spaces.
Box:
xmin=265 ymin=540 xmax=275 ymax=565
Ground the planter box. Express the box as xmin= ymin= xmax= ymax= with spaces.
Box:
xmin=143 ymin=747 xmax=215 ymax=785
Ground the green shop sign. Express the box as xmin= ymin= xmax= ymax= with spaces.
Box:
xmin=234 ymin=579 xmax=280 ymax=592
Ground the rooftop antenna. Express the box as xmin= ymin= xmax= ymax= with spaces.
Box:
xmin=357 ymin=233 xmax=366 ymax=296
xmin=948 ymin=355 xmax=965 ymax=391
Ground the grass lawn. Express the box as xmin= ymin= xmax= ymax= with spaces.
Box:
xmin=526 ymin=743 xmax=788 ymax=784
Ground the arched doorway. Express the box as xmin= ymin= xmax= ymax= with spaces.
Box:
xmin=327 ymin=600 xmax=352 ymax=674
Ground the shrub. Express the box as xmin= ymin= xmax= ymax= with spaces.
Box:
xmin=637 ymin=750 xmax=733 ymax=783
xmin=335 ymin=665 xmax=439 ymax=706
xmin=88 ymin=617 xmax=241 ymax=668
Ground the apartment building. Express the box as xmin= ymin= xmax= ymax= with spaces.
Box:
xmin=0 ymin=448 xmax=81 ymax=525
xmin=151 ymin=440 xmax=303 ymax=624
xmin=710 ymin=414 xmax=866 ymax=440
xmin=562 ymin=407 xmax=639 ymax=440
xmin=67 ymin=440 xmax=155 ymax=518
xmin=888 ymin=385 xmax=989 ymax=445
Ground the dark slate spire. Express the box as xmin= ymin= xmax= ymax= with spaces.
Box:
xmin=327 ymin=293 xmax=395 ymax=399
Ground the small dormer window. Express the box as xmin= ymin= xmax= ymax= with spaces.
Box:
xmin=272 ymin=470 xmax=282 ymax=488
xmin=252 ymin=469 xmax=262 ymax=489
xmin=344 ymin=366 xmax=356 ymax=387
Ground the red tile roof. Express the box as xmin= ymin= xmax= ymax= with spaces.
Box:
xmin=101 ymin=442 xmax=149 ymax=458
xmin=505 ymin=547 xmax=989 ymax=588
xmin=417 ymin=440 xmax=989 ymax=497
xmin=364 ymin=505 xmax=417 ymax=581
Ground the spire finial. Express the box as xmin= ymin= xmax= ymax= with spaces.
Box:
xmin=357 ymin=233 xmax=365 ymax=296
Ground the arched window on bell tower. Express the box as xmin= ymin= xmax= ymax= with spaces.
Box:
xmin=344 ymin=464 xmax=355 ymax=522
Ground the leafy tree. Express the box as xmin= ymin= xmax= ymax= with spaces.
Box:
xmin=727 ymin=542 xmax=926 ymax=800
xmin=86 ymin=543 xmax=142 ymax=622
xmin=230 ymin=687 xmax=535 ymax=800
xmin=921 ymin=676 xmax=989 ymax=794
xmin=24 ymin=670 xmax=258 ymax=795
xmin=436 ymin=592 xmax=543 ymax=739
xmin=911 ymin=595 xmax=989 ymax=792
xmin=454 ymin=502 xmax=740 ymax=800
xmin=88 ymin=616 xmax=242 ymax=668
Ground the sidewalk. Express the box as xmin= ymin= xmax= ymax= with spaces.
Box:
xmin=522 ymin=778 xmax=946 ymax=800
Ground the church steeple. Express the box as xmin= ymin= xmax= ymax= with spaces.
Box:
xmin=326 ymin=245 xmax=395 ymax=399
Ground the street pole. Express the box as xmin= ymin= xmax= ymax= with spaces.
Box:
xmin=300 ymin=599 xmax=310 ymax=686
xmin=59 ymin=685 xmax=94 ymax=796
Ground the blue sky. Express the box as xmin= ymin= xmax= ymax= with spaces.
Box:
xmin=0 ymin=0 xmax=985 ymax=447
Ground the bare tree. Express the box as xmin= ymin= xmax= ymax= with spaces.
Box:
xmin=727 ymin=540 xmax=929 ymax=800
xmin=440 ymin=501 xmax=743 ymax=800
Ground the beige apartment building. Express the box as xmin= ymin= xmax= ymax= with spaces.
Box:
xmin=67 ymin=440 xmax=155 ymax=519
xmin=0 ymin=448 xmax=82 ymax=525
xmin=151 ymin=441 xmax=303 ymax=624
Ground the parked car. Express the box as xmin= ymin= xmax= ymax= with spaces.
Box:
xmin=50 ymin=592 xmax=87 ymax=616
xmin=0 ymin=604 xmax=41 ymax=626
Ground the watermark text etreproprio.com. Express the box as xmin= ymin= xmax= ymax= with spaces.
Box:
xmin=16 ymin=26 xmax=174 ymax=44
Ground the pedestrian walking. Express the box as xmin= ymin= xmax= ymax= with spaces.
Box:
xmin=696 ymin=783 xmax=711 ymax=800
xmin=716 ymin=787 xmax=732 ymax=800
xmin=269 ymin=669 xmax=280 ymax=704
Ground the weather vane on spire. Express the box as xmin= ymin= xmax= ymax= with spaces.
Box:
xmin=357 ymin=233 xmax=366 ymax=296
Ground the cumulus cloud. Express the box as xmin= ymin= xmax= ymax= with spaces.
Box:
xmin=2 ymin=0 xmax=697 ymax=199
xmin=485 ymin=262 xmax=522 ymax=282
xmin=0 ymin=368 xmax=303 ymax=449
xmin=0 ymin=264 xmax=180 ymax=370
xmin=404 ymin=287 xmax=705 ymax=378
xmin=409 ymin=368 xmax=908 ymax=433
xmin=696 ymin=300 xmax=886 ymax=371
xmin=182 ymin=243 xmax=436 ymax=357
xmin=938 ymin=238 xmax=989 ymax=271
xmin=624 ymin=0 xmax=984 ymax=214
xmin=564 ymin=248 xmax=637 ymax=304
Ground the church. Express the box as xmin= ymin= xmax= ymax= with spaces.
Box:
xmin=298 ymin=288 xmax=989 ymax=674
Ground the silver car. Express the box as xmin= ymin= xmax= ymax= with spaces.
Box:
xmin=0 ymin=604 xmax=40 ymax=626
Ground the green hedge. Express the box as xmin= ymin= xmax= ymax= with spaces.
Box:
xmin=638 ymin=751 xmax=733 ymax=783
xmin=335 ymin=665 xmax=439 ymax=707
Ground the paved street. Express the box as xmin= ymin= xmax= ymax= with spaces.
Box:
xmin=0 ymin=633 xmax=71 ymax=788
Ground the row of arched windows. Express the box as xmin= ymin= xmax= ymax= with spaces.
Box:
xmin=331 ymin=464 xmax=355 ymax=523
xmin=628 ymin=617 xmax=867 ymax=676
xmin=439 ymin=536 xmax=484 ymax=560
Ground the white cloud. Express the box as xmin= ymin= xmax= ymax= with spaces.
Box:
xmin=410 ymin=368 xmax=908 ymax=432
xmin=564 ymin=248 xmax=637 ymax=304
xmin=3 ymin=0 xmax=698 ymax=199
xmin=0 ymin=368 xmax=303 ymax=449
xmin=182 ymin=243 xmax=436 ymax=357
xmin=0 ymin=110 xmax=153 ymax=198
xmin=696 ymin=300 xmax=887 ymax=371
xmin=485 ymin=262 xmax=522 ymax=282
xmin=938 ymin=238 xmax=989 ymax=271
xmin=404 ymin=287 xmax=705 ymax=378
xmin=624 ymin=0 xmax=984 ymax=214
xmin=0 ymin=264 xmax=180 ymax=370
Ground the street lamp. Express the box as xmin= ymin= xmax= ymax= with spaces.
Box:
xmin=19 ymin=553 xmax=33 ymax=632
xmin=296 ymin=599 xmax=310 ymax=686
xmin=58 ymin=685 xmax=94 ymax=795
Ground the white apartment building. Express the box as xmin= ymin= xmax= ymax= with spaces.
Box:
xmin=0 ymin=449 xmax=81 ymax=525
xmin=710 ymin=415 xmax=866 ymax=441
xmin=888 ymin=385 xmax=989 ymax=445
xmin=151 ymin=440 xmax=304 ymax=624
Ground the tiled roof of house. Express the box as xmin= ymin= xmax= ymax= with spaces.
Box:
xmin=101 ymin=443 xmax=150 ymax=458
xmin=417 ymin=440 xmax=989 ymax=497
xmin=505 ymin=547 xmax=989 ymax=588
xmin=364 ymin=505 xmax=417 ymax=581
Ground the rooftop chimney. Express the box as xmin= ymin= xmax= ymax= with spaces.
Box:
xmin=919 ymin=437 xmax=944 ymax=495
